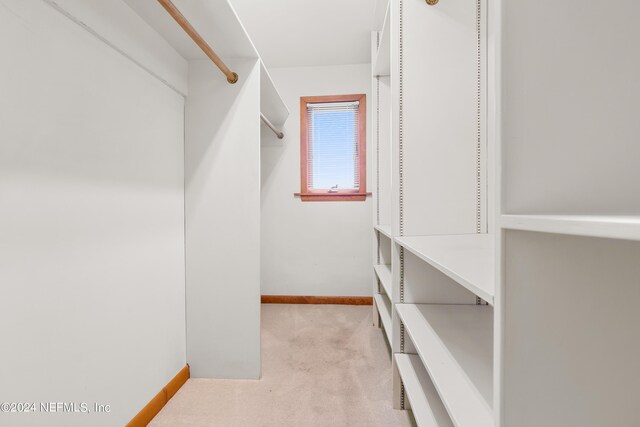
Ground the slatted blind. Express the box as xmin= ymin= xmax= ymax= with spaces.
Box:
xmin=306 ymin=101 xmax=360 ymax=191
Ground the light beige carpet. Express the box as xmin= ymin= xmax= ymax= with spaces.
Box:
xmin=150 ymin=304 xmax=414 ymax=427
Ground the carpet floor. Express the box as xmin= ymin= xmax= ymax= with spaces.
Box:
xmin=150 ymin=304 xmax=414 ymax=426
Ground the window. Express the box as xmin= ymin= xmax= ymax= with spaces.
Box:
xmin=298 ymin=94 xmax=367 ymax=201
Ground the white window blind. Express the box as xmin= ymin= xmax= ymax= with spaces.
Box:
xmin=306 ymin=101 xmax=360 ymax=191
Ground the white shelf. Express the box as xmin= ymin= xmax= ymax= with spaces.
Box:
xmin=374 ymin=224 xmax=393 ymax=239
xmin=394 ymin=234 xmax=495 ymax=304
xmin=374 ymin=293 xmax=392 ymax=343
xmin=395 ymin=354 xmax=454 ymax=427
xmin=374 ymin=264 xmax=392 ymax=297
xmin=372 ymin=2 xmax=390 ymax=77
xmin=260 ymin=61 xmax=289 ymax=127
xmin=396 ymin=304 xmax=493 ymax=427
xmin=501 ymin=214 xmax=640 ymax=242
xmin=373 ymin=0 xmax=390 ymax=30
xmin=125 ymin=0 xmax=258 ymax=61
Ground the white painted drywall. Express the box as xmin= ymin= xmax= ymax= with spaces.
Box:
xmin=45 ymin=0 xmax=188 ymax=95
xmin=502 ymin=0 xmax=640 ymax=214
xmin=504 ymin=231 xmax=640 ymax=426
xmin=0 ymin=1 xmax=186 ymax=426
xmin=261 ymin=64 xmax=373 ymax=297
xmin=185 ymin=59 xmax=262 ymax=379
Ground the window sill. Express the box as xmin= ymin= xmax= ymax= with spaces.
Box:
xmin=294 ymin=192 xmax=372 ymax=202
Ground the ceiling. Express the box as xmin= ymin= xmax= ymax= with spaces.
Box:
xmin=230 ymin=0 xmax=377 ymax=68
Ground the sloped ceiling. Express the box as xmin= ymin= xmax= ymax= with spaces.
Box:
xmin=230 ymin=0 xmax=376 ymax=68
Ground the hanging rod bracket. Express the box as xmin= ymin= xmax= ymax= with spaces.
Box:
xmin=227 ymin=72 xmax=239 ymax=84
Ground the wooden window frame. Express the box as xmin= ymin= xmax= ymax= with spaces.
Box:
xmin=297 ymin=94 xmax=368 ymax=202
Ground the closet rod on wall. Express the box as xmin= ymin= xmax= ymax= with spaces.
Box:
xmin=260 ymin=113 xmax=284 ymax=139
xmin=157 ymin=0 xmax=239 ymax=84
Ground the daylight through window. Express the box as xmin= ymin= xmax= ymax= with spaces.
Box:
xmin=299 ymin=94 xmax=367 ymax=201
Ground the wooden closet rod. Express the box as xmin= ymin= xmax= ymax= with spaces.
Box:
xmin=260 ymin=113 xmax=284 ymax=139
xmin=157 ymin=0 xmax=239 ymax=84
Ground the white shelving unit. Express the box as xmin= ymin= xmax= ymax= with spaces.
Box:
xmin=371 ymin=1 xmax=394 ymax=348
xmin=374 ymin=224 xmax=393 ymax=240
xmin=397 ymin=304 xmax=493 ymax=427
xmin=372 ymin=0 xmax=640 ymax=425
xmin=260 ymin=62 xmax=289 ymax=143
xmin=372 ymin=225 xmax=392 ymax=345
xmin=373 ymin=293 xmax=392 ymax=343
xmin=394 ymin=354 xmax=454 ymax=427
xmin=497 ymin=1 xmax=640 ymax=425
xmin=372 ymin=2 xmax=390 ymax=77
xmin=371 ymin=0 xmax=491 ymax=424
xmin=501 ymin=215 xmax=640 ymax=242
xmin=373 ymin=264 xmax=392 ymax=297
xmin=125 ymin=0 xmax=289 ymax=146
xmin=125 ymin=0 xmax=288 ymax=379
xmin=395 ymin=235 xmax=494 ymax=304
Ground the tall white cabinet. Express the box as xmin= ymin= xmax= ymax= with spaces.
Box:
xmin=372 ymin=0 xmax=640 ymax=425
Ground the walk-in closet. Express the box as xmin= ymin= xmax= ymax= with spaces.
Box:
xmin=1 ymin=0 xmax=638 ymax=426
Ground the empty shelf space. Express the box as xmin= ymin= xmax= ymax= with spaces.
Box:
xmin=395 ymin=354 xmax=454 ymax=427
xmin=501 ymin=214 xmax=640 ymax=241
xmin=394 ymin=234 xmax=495 ymax=304
xmin=375 ymin=224 xmax=393 ymax=239
xmin=373 ymin=1 xmax=390 ymax=77
xmin=396 ymin=304 xmax=493 ymax=427
xmin=374 ymin=264 xmax=392 ymax=297
xmin=374 ymin=293 xmax=392 ymax=343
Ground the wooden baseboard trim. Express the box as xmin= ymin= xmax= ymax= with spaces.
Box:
xmin=126 ymin=364 xmax=190 ymax=427
xmin=261 ymin=295 xmax=373 ymax=305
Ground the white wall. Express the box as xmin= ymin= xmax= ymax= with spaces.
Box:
xmin=261 ymin=64 xmax=373 ymax=297
xmin=185 ymin=59 xmax=262 ymax=379
xmin=502 ymin=0 xmax=640 ymax=215
xmin=0 ymin=1 xmax=186 ymax=425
